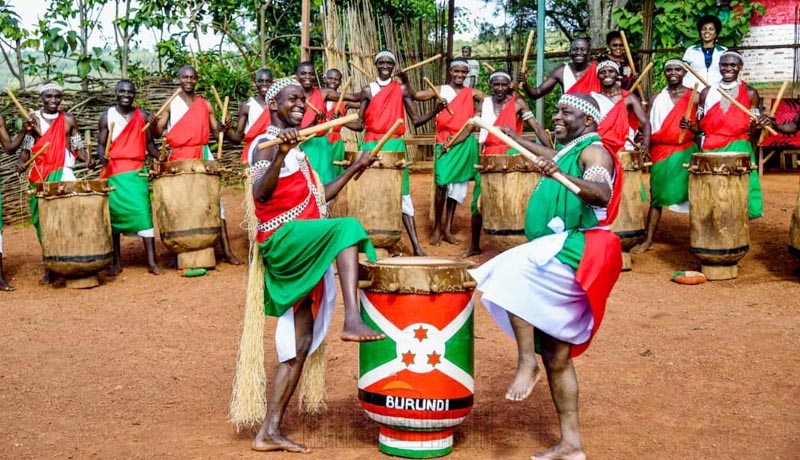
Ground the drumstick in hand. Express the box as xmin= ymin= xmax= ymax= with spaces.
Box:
xmin=678 ymin=83 xmax=699 ymax=144
xmin=22 ymin=141 xmax=51 ymax=170
xmin=715 ymin=87 xmax=778 ymax=135
xmin=142 ymin=88 xmax=181 ymax=132
xmin=758 ymin=81 xmax=788 ymax=146
xmin=217 ymin=96 xmax=229 ymax=158
xmin=5 ymin=88 xmax=42 ymax=136
xmin=353 ymin=118 xmax=404 ymax=181
xmin=257 ymin=114 xmax=359 ymax=150
xmin=401 ymin=54 xmax=442 ymax=73
xmin=423 ymin=78 xmax=454 ymax=115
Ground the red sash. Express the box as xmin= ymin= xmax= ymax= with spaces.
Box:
xmin=567 ymin=61 xmax=601 ymax=95
xmin=254 ymin=157 xmax=322 ymax=243
xmin=484 ymin=95 xmax=522 ymax=155
xmin=301 ymin=88 xmax=327 ymax=138
xmin=166 ymin=96 xmax=210 ymax=160
xmin=240 ymin=103 xmax=271 ymax=163
xmin=326 ymin=102 xmax=347 ymax=144
xmin=700 ymin=82 xmax=751 ymax=151
xmin=435 ymin=87 xmax=474 ymax=144
xmin=597 ymin=90 xmax=639 ymax=156
xmin=30 ymin=112 xmax=71 ymax=183
xmin=101 ymin=109 xmax=146 ymax=178
xmin=650 ymin=90 xmax=697 ymax=163
xmin=364 ymin=81 xmax=406 ymax=143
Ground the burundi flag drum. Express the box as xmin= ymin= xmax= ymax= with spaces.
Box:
xmin=358 ymin=257 xmax=476 ymax=458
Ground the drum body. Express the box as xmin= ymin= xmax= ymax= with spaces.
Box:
xmin=479 ymin=154 xmax=540 ymax=251
xmin=688 ymin=153 xmax=750 ymax=280
xmin=610 ymin=150 xmax=645 ymax=270
xmin=151 ymin=160 xmax=222 ymax=269
xmin=358 ymin=257 xmax=475 ymax=458
xmin=789 ymin=180 xmax=800 ymax=258
xmin=36 ymin=180 xmax=113 ymax=288
xmin=346 ymin=150 xmax=404 ymax=249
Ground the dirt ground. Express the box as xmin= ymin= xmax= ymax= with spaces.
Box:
xmin=1 ymin=170 xmax=799 ymax=460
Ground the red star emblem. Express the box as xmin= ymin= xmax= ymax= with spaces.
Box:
xmin=401 ymin=351 xmax=416 ymax=367
xmin=413 ymin=326 xmax=428 ymax=342
xmin=427 ymin=351 xmax=441 ymax=367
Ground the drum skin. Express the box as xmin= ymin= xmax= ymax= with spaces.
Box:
xmin=688 ymin=153 xmax=750 ymax=280
xmin=357 ymin=257 xmax=475 ymax=458
xmin=151 ymin=160 xmax=222 ymax=253
xmin=479 ymin=154 xmax=540 ymax=252
xmin=346 ymin=150 xmax=404 ymax=249
xmin=36 ymin=180 xmax=113 ymax=277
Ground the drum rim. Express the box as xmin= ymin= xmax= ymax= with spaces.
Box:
xmin=361 ymin=256 xmax=473 ymax=268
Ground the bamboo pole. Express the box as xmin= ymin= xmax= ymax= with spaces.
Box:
xmin=257 ymin=114 xmax=359 ymax=149
xmin=678 ymin=83 xmax=699 ymax=144
xmin=423 ymin=77 xmax=454 ymax=115
xmin=469 ymin=116 xmax=581 ymax=194
xmin=22 ymin=142 xmax=50 ymax=170
xmin=716 ymin=87 xmax=778 ymax=135
xmin=142 ymin=88 xmax=181 ymax=132
xmin=401 ymin=54 xmax=442 ymax=73
xmin=758 ymin=81 xmax=789 ymax=145
xmin=217 ymin=96 xmax=229 ymax=158
xmin=353 ymin=118 xmax=403 ymax=181
xmin=5 ymin=88 xmax=42 ymax=136
xmin=620 ymin=31 xmax=646 ymax=100
xmin=628 ymin=62 xmax=654 ymax=94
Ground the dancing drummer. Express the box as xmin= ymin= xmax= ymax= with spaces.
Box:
xmin=469 ymin=93 xmax=622 ymax=460
xmin=226 ymin=68 xmax=273 ymax=165
xmin=591 ymin=60 xmax=650 ymax=157
xmin=17 ymin=82 xmax=91 ymax=284
xmin=323 ymin=68 xmax=360 ymax=178
xmin=447 ymin=69 xmax=551 ymax=257
xmin=151 ymin=65 xmax=242 ymax=265
xmin=247 ymin=78 xmax=385 ymax=453
xmin=0 ymin=113 xmax=31 ymax=291
xmin=518 ymin=37 xmax=601 ymax=99
xmin=689 ymin=51 xmax=764 ymax=219
xmin=633 ymin=60 xmax=700 ymax=253
xmin=412 ymin=58 xmax=486 ymax=246
xmin=97 ymin=79 xmax=163 ymax=276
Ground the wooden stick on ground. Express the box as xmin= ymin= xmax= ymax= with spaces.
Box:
xmin=142 ymin=88 xmax=181 ymax=132
xmin=353 ymin=118 xmax=404 ymax=181
xmin=681 ymin=62 xmax=710 ymax=88
xmin=5 ymin=88 xmax=42 ymax=136
xmin=423 ymin=77 xmax=454 ymax=115
xmin=716 ymin=87 xmax=778 ymax=135
xmin=758 ymin=81 xmax=789 ymax=146
xmin=628 ymin=62 xmax=654 ymax=95
xmin=332 ymin=76 xmax=353 ymax=115
xmin=679 ymin=83 xmax=699 ymax=144
xmin=401 ymin=54 xmax=442 ymax=73
xmin=469 ymin=116 xmax=581 ymax=194
xmin=22 ymin=141 xmax=50 ymax=170
xmin=350 ymin=61 xmax=371 ymax=79
xmin=620 ymin=31 xmax=646 ymax=101
xmin=217 ymin=96 xmax=229 ymax=158
xmin=257 ymin=114 xmax=359 ymax=150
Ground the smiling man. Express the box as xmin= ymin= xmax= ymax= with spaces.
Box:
xmin=519 ymin=37 xmax=601 ymax=99
xmin=226 ymin=68 xmax=273 ymax=165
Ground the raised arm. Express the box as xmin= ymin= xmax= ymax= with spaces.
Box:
xmin=520 ymin=67 xmax=562 ymax=100
xmin=517 ymin=97 xmax=551 ymax=148
xmin=626 ymin=93 xmax=651 ymax=152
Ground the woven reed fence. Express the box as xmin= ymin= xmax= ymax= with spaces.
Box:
xmin=0 ymin=78 xmax=246 ymax=227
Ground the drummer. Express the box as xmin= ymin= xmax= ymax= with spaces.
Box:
xmin=591 ymin=60 xmax=650 ymax=159
xmin=225 ymin=68 xmax=273 ymax=165
xmin=151 ymin=65 xmax=242 ymax=265
xmin=469 ymin=93 xmax=622 ymax=460
xmin=323 ymin=68 xmax=360 ymax=178
xmin=247 ymin=78 xmax=385 ymax=453
xmin=0 ymin=113 xmax=31 ymax=291
xmin=690 ymin=51 xmax=764 ymax=219
xmin=97 ymin=79 xmax=163 ymax=276
xmin=17 ymin=82 xmax=91 ymax=284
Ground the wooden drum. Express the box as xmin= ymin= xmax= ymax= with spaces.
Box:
xmin=346 ymin=150 xmax=404 ymax=249
xmin=357 ymin=257 xmax=475 ymax=458
xmin=150 ymin=160 xmax=222 ymax=269
xmin=789 ymin=179 xmax=800 ymax=258
xmin=35 ymin=180 xmax=113 ymax=289
xmin=478 ymin=154 xmax=540 ymax=251
xmin=688 ymin=153 xmax=751 ymax=280
xmin=610 ymin=150 xmax=645 ymax=271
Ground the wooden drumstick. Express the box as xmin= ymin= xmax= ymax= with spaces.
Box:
xmin=159 ymin=140 xmax=168 ymax=161
xmin=5 ymin=88 xmax=42 ymax=136
xmin=141 ymin=88 xmax=181 ymax=132
xmin=353 ymin=118 xmax=404 ymax=181
xmin=620 ymin=31 xmax=646 ymax=100
xmin=22 ymin=141 xmax=51 ymax=170
xmin=715 ymin=87 xmax=778 ymax=135
xmin=445 ymin=121 xmax=473 ymax=151
xmin=350 ymin=61 xmax=371 ymax=79
xmin=217 ymin=96 xmax=229 ymax=158
xmin=521 ymin=30 xmax=535 ymax=72
xmin=483 ymin=62 xmax=496 ymax=73
xmin=423 ymin=77 xmax=454 ymax=115
xmin=105 ymin=122 xmax=115 ymax=157
xmin=85 ymin=129 xmax=92 ymax=158
xmin=679 ymin=83 xmax=699 ymax=144
xmin=257 ymin=113 xmax=359 ymax=149
xmin=305 ymin=99 xmax=323 ymax=116
xmin=210 ymin=85 xmax=224 ymax=113
xmin=469 ymin=116 xmax=581 ymax=194
xmin=758 ymin=81 xmax=789 ymax=146
xmin=628 ymin=62 xmax=654 ymax=94
xmin=332 ymin=76 xmax=353 ymax=115
xmin=627 ymin=135 xmax=642 ymax=150
xmin=401 ymin=54 xmax=442 ymax=73
xmin=681 ymin=62 xmax=710 ymax=88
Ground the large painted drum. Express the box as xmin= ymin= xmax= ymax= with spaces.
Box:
xmin=610 ymin=150 xmax=645 ymax=271
xmin=789 ymin=179 xmax=800 ymax=258
xmin=688 ymin=153 xmax=750 ymax=280
xmin=346 ymin=150 xmax=404 ymax=249
xmin=478 ymin=154 xmax=540 ymax=251
xmin=35 ymin=180 xmax=113 ymax=289
xmin=358 ymin=257 xmax=475 ymax=458
xmin=151 ymin=160 xmax=222 ymax=269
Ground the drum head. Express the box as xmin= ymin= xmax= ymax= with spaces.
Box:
xmin=359 ymin=257 xmax=475 ymax=294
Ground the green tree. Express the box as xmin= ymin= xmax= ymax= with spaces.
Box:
xmin=0 ymin=3 xmax=35 ymax=89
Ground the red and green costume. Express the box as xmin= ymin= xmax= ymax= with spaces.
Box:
xmin=299 ymin=88 xmax=337 ymax=184
xmin=326 ymin=101 xmax=348 ymax=178
xmin=565 ymin=61 xmax=601 ymax=95
xmin=360 ymin=81 xmax=410 ymax=195
xmin=699 ymin=81 xmax=763 ymax=219
xmin=166 ymin=97 xmax=212 ymax=161
xmin=239 ymin=100 xmax=271 ymax=164
xmin=482 ymin=95 xmax=521 ymax=155
xmin=434 ymin=87 xmax=478 ymax=187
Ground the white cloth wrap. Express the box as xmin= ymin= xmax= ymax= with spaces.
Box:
xmin=649 ymin=89 xmax=676 ymax=134
xmin=447 ymin=182 xmax=468 ymax=204
xmin=276 ymin=267 xmax=336 ymax=362
xmin=562 ymin=63 xmax=577 ymax=93
xmin=478 ymin=97 xmax=498 ymax=144
xmin=0 ymin=231 xmax=3 ymax=253
xmin=468 ymin=217 xmax=594 ymax=345
xmin=402 ymin=194 xmax=414 ymax=216
xmin=167 ymin=96 xmax=189 ymax=133
xmin=591 ymin=92 xmax=637 ymax=151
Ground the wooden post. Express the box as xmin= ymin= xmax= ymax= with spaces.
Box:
xmin=301 ymin=0 xmax=310 ymax=62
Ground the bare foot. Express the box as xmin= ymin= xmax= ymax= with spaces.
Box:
xmin=531 ymin=444 xmax=586 ymax=460
xmin=223 ymin=253 xmax=244 ymax=265
xmin=38 ymin=271 xmax=54 ymax=285
xmin=631 ymin=240 xmax=653 ymax=254
xmin=0 ymin=280 xmax=15 ymax=291
xmin=107 ymin=264 xmax=122 ymax=277
xmin=430 ymin=229 xmax=442 ymax=246
xmin=252 ymin=433 xmax=311 ymax=453
xmin=505 ymin=363 xmax=541 ymax=401
xmin=460 ymin=247 xmax=481 ymax=258
xmin=341 ymin=319 xmax=387 ymax=342
xmin=148 ymin=264 xmax=164 ymax=275
xmin=443 ymin=231 xmax=461 ymax=245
